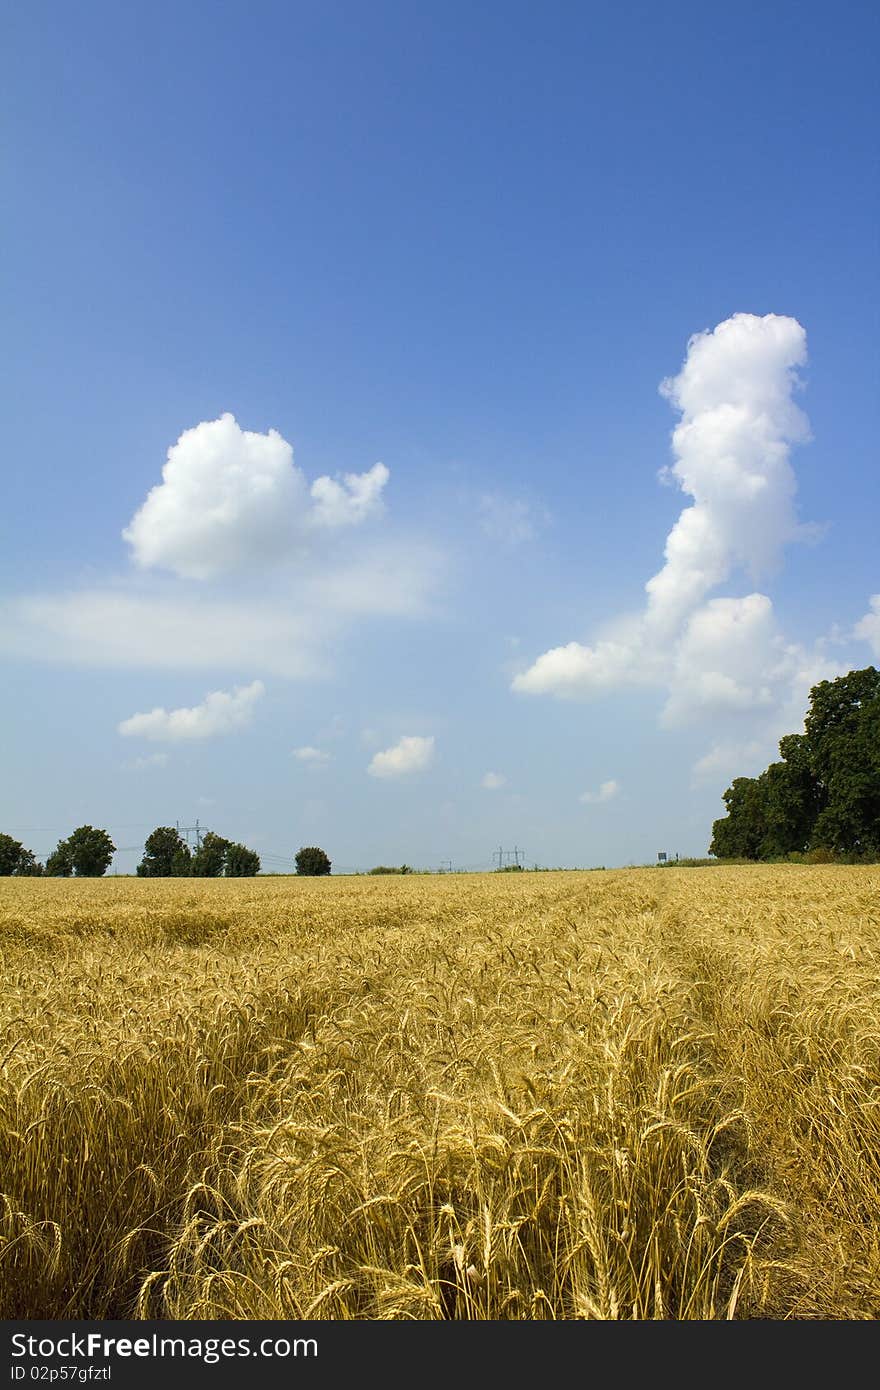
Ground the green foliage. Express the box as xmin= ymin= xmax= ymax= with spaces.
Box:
xmin=295 ymin=846 xmax=331 ymax=876
xmin=710 ymin=666 xmax=880 ymax=861
xmin=43 ymin=827 xmax=115 ymax=878
xmin=0 ymin=834 xmax=41 ymax=876
xmin=190 ymin=832 xmax=231 ymax=878
xmin=69 ymin=825 xmax=116 ymax=877
xmin=46 ymin=840 xmax=74 ymax=877
xmin=135 ymin=828 xmax=260 ymax=879
xmin=137 ymin=827 xmax=192 ymax=878
xmin=805 ymin=667 xmax=880 ymax=856
xmin=369 ymin=864 xmax=412 ymax=875
xmin=657 ymin=857 xmax=733 ymax=868
xmin=224 ymin=843 xmax=260 ymax=877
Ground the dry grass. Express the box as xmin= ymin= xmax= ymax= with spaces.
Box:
xmin=0 ymin=866 xmax=878 ymax=1319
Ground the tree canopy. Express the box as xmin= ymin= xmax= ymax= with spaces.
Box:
xmin=134 ymin=827 xmax=259 ymax=878
xmin=190 ymin=832 xmax=231 ymax=878
xmin=46 ymin=826 xmax=116 ymax=877
xmin=225 ymin=843 xmax=261 ymax=877
xmin=137 ymin=827 xmax=191 ymax=877
xmin=0 ymin=834 xmax=41 ymax=876
xmin=710 ymin=667 xmax=880 ymax=860
xmin=295 ymin=846 xmax=331 ymax=876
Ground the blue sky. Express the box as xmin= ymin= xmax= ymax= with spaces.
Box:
xmin=2 ymin=0 xmax=878 ymax=873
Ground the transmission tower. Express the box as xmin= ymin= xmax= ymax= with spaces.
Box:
xmin=493 ymin=845 xmax=525 ymax=869
xmin=176 ymin=818 xmax=204 ymax=850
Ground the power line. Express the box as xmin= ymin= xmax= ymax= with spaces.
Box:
xmin=2 ymin=823 xmax=157 ymax=833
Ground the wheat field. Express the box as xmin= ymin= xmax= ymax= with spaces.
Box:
xmin=0 ymin=866 xmax=878 ymax=1320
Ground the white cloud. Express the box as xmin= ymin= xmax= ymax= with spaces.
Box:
xmin=310 ymin=463 xmax=389 ymax=528
xmin=123 ymin=414 xmax=389 ymax=579
xmin=481 ymin=771 xmax=506 ymax=789
xmin=579 ymin=779 xmax=620 ymax=804
xmin=691 ymin=740 xmax=768 ymax=783
xmin=661 ymin=594 xmax=781 ymax=726
xmin=368 ymin=735 xmax=435 ymax=778
xmin=512 ymin=632 xmax=646 ymax=697
xmin=293 ymin=745 xmax=332 ymax=763
xmin=651 ymin=313 xmax=810 ymax=624
xmin=689 ymin=644 xmax=847 ymax=785
xmin=513 ymin=313 xmax=832 ymax=758
xmin=854 ymin=595 xmax=880 ymax=657
xmin=118 ymin=680 xmax=265 ymax=742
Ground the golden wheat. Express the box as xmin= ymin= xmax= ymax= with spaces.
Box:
xmin=0 ymin=867 xmax=877 ymax=1318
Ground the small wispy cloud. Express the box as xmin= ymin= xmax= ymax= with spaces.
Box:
xmin=368 ymin=735 xmax=435 ymax=778
xmin=579 ymin=779 xmax=620 ymax=804
xmin=481 ymin=771 xmax=506 ymax=790
xmin=0 ymin=543 xmax=443 ymax=682
xmin=292 ymin=745 xmax=332 ymax=764
xmin=118 ymin=680 xmax=265 ymax=742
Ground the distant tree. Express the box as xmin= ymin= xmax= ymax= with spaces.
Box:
xmin=225 ymin=843 xmax=260 ymax=877
xmin=66 ymin=825 xmax=116 ymax=877
xmin=46 ymin=839 xmax=74 ymax=877
xmin=0 ymin=834 xmax=41 ymax=876
xmin=137 ymin=826 xmax=192 ymax=878
xmin=295 ymin=846 xmax=331 ymax=876
xmin=190 ymin=831 xmax=230 ymax=878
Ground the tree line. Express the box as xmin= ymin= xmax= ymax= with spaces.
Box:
xmin=0 ymin=827 xmax=336 ymax=879
xmin=7 ymin=663 xmax=874 ymax=880
xmin=710 ymin=666 xmax=880 ymax=861
xmin=136 ymin=827 xmax=260 ymax=877
xmin=0 ymin=825 xmax=117 ymax=878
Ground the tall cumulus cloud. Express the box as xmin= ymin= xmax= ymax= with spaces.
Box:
xmin=513 ymin=313 xmax=848 ymax=767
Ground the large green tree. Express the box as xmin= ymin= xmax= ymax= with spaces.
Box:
xmin=803 ymin=667 xmax=880 ymax=856
xmin=225 ymin=843 xmax=260 ymax=876
xmin=46 ymin=840 xmax=74 ymax=876
xmin=709 ymin=777 xmax=768 ymax=860
xmin=0 ymin=834 xmax=41 ymax=876
xmin=190 ymin=832 xmax=230 ymax=878
xmin=66 ymin=826 xmax=116 ymax=877
xmin=294 ymin=846 xmax=331 ymax=876
xmin=46 ymin=827 xmax=116 ymax=877
xmin=137 ymin=827 xmax=192 ymax=877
